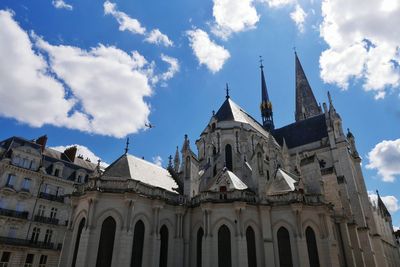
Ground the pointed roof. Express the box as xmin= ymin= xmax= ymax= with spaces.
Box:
xmin=261 ymin=65 xmax=269 ymax=103
xmin=214 ymin=98 xmax=270 ymax=137
xmin=103 ymin=154 xmax=179 ymax=193
xmin=295 ymin=53 xmax=321 ymax=122
xmin=376 ymin=191 xmax=391 ymax=218
xmin=202 ymin=167 xmax=248 ymax=192
xmin=266 ymin=168 xmax=299 ymax=195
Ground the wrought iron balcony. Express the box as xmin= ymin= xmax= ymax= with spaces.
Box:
xmin=0 ymin=208 xmax=28 ymax=219
xmin=34 ymin=215 xmax=59 ymax=225
xmin=38 ymin=192 xmax=64 ymax=203
xmin=0 ymin=236 xmax=62 ymax=250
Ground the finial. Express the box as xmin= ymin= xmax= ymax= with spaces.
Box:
xmin=124 ymin=137 xmax=130 ymax=154
xmin=96 ymin=159 xmax=101 ymax=172
xmin=225 ymin=83 xmax=230 ymax=99
xmin=259 ymin=55 xmax=264 ymax=69
xmin=167 ymin=155 xmax=173 ymax=168
xmin=376 ymin=189 xmax=380 ymax=197
xmin=293 ymin=46 xmax=297 ymax=54
xmin=212 ymin=110 xmax=215 ymax=116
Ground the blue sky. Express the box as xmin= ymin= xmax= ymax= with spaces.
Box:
xmin=0 ymin=0 xmax=399 ymax=226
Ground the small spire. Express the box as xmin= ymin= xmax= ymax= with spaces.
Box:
xmin=97 ymin=159 xmax=101 ymax=172
xmin=167 ymin=155 xmax=173 ymax=169
xmin=124 ymin=137 xmax=130 ymax=154
xmin=225 ymin=83 xmax=230 ymax=99
xmin=260 ymin=56 xmax=274 ymax=131
xmin=259 ymin=55 xmax=264 ymax=69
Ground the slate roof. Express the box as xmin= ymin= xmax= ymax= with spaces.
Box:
xmin=214 ymin=98 xmax=271 ymax=138
xmin=273 ymin=114 xmax=328 ymax=149
xmin=103 ymin=154 xmax=179 ymax=193
xmin=200 ymin=167 xmax=249 ymax=192
xmin=266 ymin=168 xmax=299 ymax=196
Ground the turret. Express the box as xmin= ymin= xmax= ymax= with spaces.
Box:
xmin=181 ymin=135 xmax=199 ymax=197
xmin=259 ymin=58 xmax=274 ymax=131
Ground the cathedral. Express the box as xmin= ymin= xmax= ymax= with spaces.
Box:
xmin=56 ymin=54 xmax=400 ymax=267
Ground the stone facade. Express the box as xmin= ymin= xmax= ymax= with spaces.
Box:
xmin=0 ymin=136 xmax=96 ymax=267
xmin=59 ymin=55 xmax=400 ymax=267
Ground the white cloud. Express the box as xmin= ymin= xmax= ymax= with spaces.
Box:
xmin=368 ymin=191 xmax=400 ymax=213
xmin=211 ymin=0 xmax=259 ymax=40
xmin=51 ymin=144 xmax=109 ymax=167
xmin=145 ymin=29 xmax=173 ymax=47
xmin=367 ymin=139 xmax=400 ymax=182
xmin=0 ymin=10 xmax=177 ymax=138
xmin=159 ymin=54 xmax=179 ymax=81
xmin=104 ymin=1 xmax=146 ymax=35
xmin=290 ymin=4 xmax=307 ymax=33
xmin=261 ymin=0 xmax=296 ymax=8
xmin=187 ymin=29 xmax=230 ymax=73
xmin=52 ymin=0 xmax=73 ymax=11
xmin=319 ymin=0 xmax=400 ymax=99
xmin=152 ymin=155 xmax=163 ymax=167
xmin=104 ymin=1 xmax=173 ymax=47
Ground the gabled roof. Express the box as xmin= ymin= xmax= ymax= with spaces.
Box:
xmin=266 ymin=168 xmax=298 ymax=195
xmin=202 ymin=167 xmax=248 ymax=192
xmin=214 ymin=98 xmax=270 ymax=138
xmin=273 ymin=114 xmax=328 ymax=149
xmin=103 ymin=154 xmax=179 ymax=193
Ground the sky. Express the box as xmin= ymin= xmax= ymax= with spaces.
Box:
xmin=0 ymin=0 xmax=399 ymax=227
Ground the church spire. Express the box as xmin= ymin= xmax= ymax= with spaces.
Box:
xmin=295 ymin=52 xmax=322 ymax=122
xmin=259 ymin=56 xmax=274 ymax=131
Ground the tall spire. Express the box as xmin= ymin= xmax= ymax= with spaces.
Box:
xmin=295 ymin=52 xmax=322 ymax=122
xmin=259 ymin=56 xmax=274 ymax=131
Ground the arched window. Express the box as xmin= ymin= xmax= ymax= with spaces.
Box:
xmin=257 ymin=152 xmax=263 ymax=174
xmin=197 ymin=228 xmax=204 ymax=267
xmin=246 ymin=227 xmax=257 ymax=267
xmin=131 ymin=220 xmax=145 ymax=267
xmin=277 ymin=227 xmax=293 ymax=267
xmin=96 ymin=216 xmax=116 ymax=267
xmin=306 ymin=227 xmax=320 ymax=267
xmin=218 ymin=225 xmax=231 ymax=267
xmin=225 ymin=144 xmax=233 ymax=171
xmin=213 ymin=165 xmax=217 ymax=177
xmin=72 ymin=218 xmax=86 ymax=267
xmin=159 ymin=225 xmax=169 ymax=267
xmin=186 ymin=156 xmax=191 ymax=178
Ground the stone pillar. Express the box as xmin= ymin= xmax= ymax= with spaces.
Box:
xmin=234 ymin=204 xmax=247 ymax=267
xmin=151 ymin=205 xmax=161 ymax=267
xmin=173 ymin=208 xmax=185 ymax=267
xmin=339 ymin=221 xmax=356 ymax=267
xmin=347 ymin=223 xmax=365 ymax=267
xmin=259 ymin=205 xmax=274 ymax=267
xmin=79 ymin=197 xmax=98 ymax=267
xmin=291 ymin=204 xmax=307 ymax=267
xmin=115 ymin=198 xmax=136 ymax=266
xmin=357 ymin=227 xmax=378 ymax=267
xmin=201 ymin=204 xmax=213 ymax=267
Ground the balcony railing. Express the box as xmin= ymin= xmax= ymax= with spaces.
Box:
xmin=0 ymin=236 xmax=62 ymax=250
xmin=34 ymin=215 xmax=59 ymax=225
xmin=38 ymin=192 xmax=64 ymax=203
xmin=0 ymin=208 xmax=28 ymax=219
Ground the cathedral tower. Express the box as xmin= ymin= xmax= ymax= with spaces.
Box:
xmin=260 ymin=59 xmax=274 ymax=131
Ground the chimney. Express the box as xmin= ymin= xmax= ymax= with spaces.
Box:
xmin=64 ymin=146 xmax=77 ymax=162
xmin=36 ymin=135 xmax=48 ymax=152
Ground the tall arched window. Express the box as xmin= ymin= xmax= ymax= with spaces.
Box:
xmin=225 ymin=144 xmax=233 ymax=171
xmin=306 ymin=227 xmax=320 ymax=267
xmin=277 ymin=227 xmax=293 ymax=267
xmin=218 ymin=225 xmax=231 ymax=267
xmin=159 ymin=225 xmax=169 ymax=267
xmin=246 ymin=227 xmax=257 ymax=267
xmin=185 ymin=156 xmax=191 ymax=178
xmin=96 ymin=216 xmax=116 ymax=267
xmin=131 ymin=220 xmax=145 ymax=267
xmin=72 ymin=218 xmax=86 ymax=267
xmin=197 ymin=228 xmax=204 ymax=267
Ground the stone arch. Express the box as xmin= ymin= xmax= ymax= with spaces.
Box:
xmin=302 ymin=219 xmax=322 ymax=239
xmin=196 ymin=227 xmax=204 ymax=267
xmin=225 ymin=144 xmax=233 ymax=171
xmin=246 ymin=226 xmax=257 ymax=267
xmin=131 ymin=220 xmax=145 ymax=267
xmin=305 ymin=226 xmax=320 ymax=267
xmin=96 ymin=216 xmax=117 ymax=267
xmin=71 ymin=217 xmax=86 ymax=267
xmin=218 ymin=224 xmax=232 ymax=267
xmin=273 ymin=221 xmax=296 ymax=267
xmin=277 ymin=226 xmax=293 ymax=267
xmin=211 ymin=217 xmax=236 ymax=236
xmin=159 ymin=224 xmax=169 ymax=267
xmin=131 ymin=212 xmax=151 ymax=230
xmin=72 ymin=209 xmax=88 ymax=229
xmin=94 ymin=208 xmax=124 ymax=229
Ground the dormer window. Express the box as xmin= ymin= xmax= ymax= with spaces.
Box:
xmin=54 ymin=169 xmax=60 ymax=177
xmin=52 ymin=163 xmax=64 ymax=178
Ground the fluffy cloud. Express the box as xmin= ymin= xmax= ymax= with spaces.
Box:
xmin=262 ymin=0 xmax=296 ymax=8
xmin=145 ymin=29 xmax=173 ymax=47
xmin=0 ymin=10 xmax=177 ymax=138
xmin=51 ymin=145 xmax=108 ymax=167
xmin=211 ymin=0 xmax=259 ymax=40
xmin=104 ymin=1 xmax=173 ymax=47
xmin=290 ymin=4 xmax=307 ymax=32
xmin=159 ymin=54 xmax=179 ymax=81
xmin=152 ymin=155 xmax=163 ymax=167
xmin=368 ymin=191 xmax=400 ymax=213
xmin=104 ymin=1 xmax=146 ymax=35
xmin=187 ymin=29 xmax=230 ymax=73
xmin=319 ymin=0 xmax=400 ymax=99
xmin=52 ymin=0 xmax=73 ymax=11
xmin=367 ymin=139 xmax=400 ymax=182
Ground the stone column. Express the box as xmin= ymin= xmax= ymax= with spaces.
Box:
xmin=201 ymin=204 xmax=213 ymax=267
xmin=79 ymin=197 xmax=98 ymax=267
xmin=292 ymin=204 xmax=308 ymax=267
xmin=357 ymin=227 xmax=378 ymax=267
xmin=234 ymin=203 xmax=247 ymax=267
xmin=347 ymin=223 xmax=365 ymax=267
xmin=173 ymin=207 xmax=185 ymax=267
xmin=115 ymin=198 xmax=136 ymax=266
xmin=339 ymin=221 xmax=357 ymax=267
xmin=258 ymin=205 xmax=274 ymax=267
